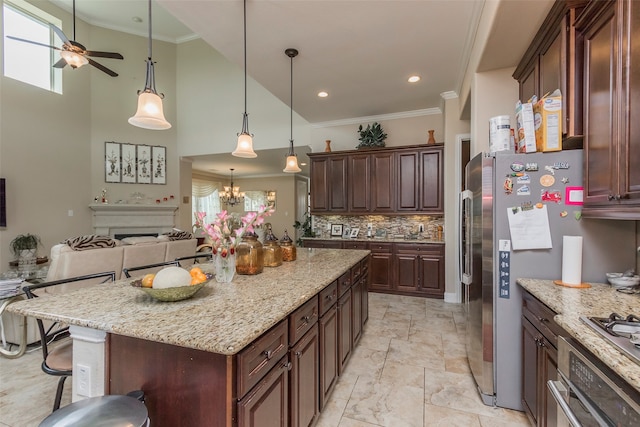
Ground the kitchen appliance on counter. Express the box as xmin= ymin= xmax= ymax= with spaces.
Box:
xmin=581 ymin=313 xmax=640 ymax=365
xmin=549 ymin=336 xmax=640 ymax=427
xmin=459 ymin=150 xmax=636 ymax=410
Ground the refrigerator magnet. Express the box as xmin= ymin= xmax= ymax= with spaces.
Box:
xmin=516 ymin=174 xmax=531 ymax=184
xmin=510 ymin=162 xmax=525 ymax=172
xmin=540 ymin=174 xmax=555 ymax=187
xmin=541 ymin=189 xmax=562 ymax=203
xmin=504 ymin=177 xmax=513 ymax=194
xmin=525 ymin=163 xmax=538 ymax=171
xmin=517 ymin=185 xmax=530 ymax=196
xmin=565 ymin=186 xmax=584 ymax=205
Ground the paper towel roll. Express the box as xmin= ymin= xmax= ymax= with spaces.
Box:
xmin=562 ymin=236 xmax=583 ymax=285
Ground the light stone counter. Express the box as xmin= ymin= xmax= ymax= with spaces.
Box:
xmin=8 ymin=248 xmax=369 ymax=356
xmin=517 ymin=278 xmax=640 ymax=392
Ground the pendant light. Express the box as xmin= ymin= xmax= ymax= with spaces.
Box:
xmin=128 ymin=0 xmax=171 ymax=130
xmin=283 ymin=48 xmax=301 ymax=173
xmin=220 ymin=168 xmax=245 ymax=207
xmin=232 ymin=0 xmax=257 ymax=158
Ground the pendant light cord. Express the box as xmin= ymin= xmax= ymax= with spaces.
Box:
xmin=289 ymin=53 xmax=293 ymax=143
xmin=147 ymin=0 xmax=152 ymax=60
xmin=72 ymin=0 xmax=76 ymax=40
xmin=243 ymin=0 xmax=248 ymax=114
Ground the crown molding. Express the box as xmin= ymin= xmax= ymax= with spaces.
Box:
xmin=311 ymin=108 xmax=442 ymax=129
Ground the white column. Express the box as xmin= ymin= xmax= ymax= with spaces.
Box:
xmin=69 ymin=325 xmax=107 ymax=402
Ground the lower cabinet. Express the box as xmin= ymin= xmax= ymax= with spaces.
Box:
xmin=319 ymin=304 xmax=338 ymax=410
xmin=521 ymin=290 xmax=565 ymax=427
xmin=238 ymin=355 xmax=290 ymax=427
xmin=337 ymin=289 xmax=352 ymax=374
xmin=368 ymin=242 xmax=394 ymax=292
xmin=290 ymin=325 xmax=319 ymax=427
xmin=351 ymin=278 xmax=363 ymax=344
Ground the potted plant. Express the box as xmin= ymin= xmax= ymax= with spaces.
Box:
xmin=293 ymin=212 xmax=316 ymax=247
xmin=10 ymin=233 xmax=42 ymax=260
xmin=356 ymin=122 xmax=387 ymax=149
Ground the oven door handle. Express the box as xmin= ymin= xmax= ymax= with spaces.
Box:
xmin=547 ymin=380 xmax=582 ymax=427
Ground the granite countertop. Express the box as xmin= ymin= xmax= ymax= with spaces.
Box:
xmin=517 ymin=278 xmax=640 ymax=392
xmin=302 ymin=236 xmax=445 ymax=245
xmin=8 ymin=249 xmax=369 ymax=356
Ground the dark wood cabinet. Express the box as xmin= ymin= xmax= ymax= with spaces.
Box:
xmin=238 ymin=355 xmax=290 ymax=427
xmin=319 ymin=305 xmax=338 ymax=411
xmin=394 ymin=243 xmax=445 ymax=298
xmin=578 ymin=0 xmax=640 ymax=218
xmin=368 ymin=242 xmax=393 ymax=292
xmin=342 ymin=241 xmax=367 ymax=250
xmin=351 ymin=278 xmax=363 ymax=345
xmin=521 ymin=290 xmax=565 ymax=427
xmin=289 ymin=325 xmax=319 ymax=427
xmin=309 ymin=145 xmax=443 ymax=215
xmin=337 ymin=289 xmax=352 ymax=374
xmin=514 ymin=0 xmax=587 ymax=142
xmin=303 ymin=240 xmax=343 ymax=249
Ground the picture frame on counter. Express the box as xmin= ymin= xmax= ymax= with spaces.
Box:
xmin=331 ymin=224 xmax=343 ymax=237
xmin=342 ymin=226 xmax=351 ymax=239
xmin=350 ymin=228 xmax=360 ymax=238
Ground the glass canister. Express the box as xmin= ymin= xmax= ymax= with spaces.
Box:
xmin=280 ymin=229 xmax=296 ymax=262
xmin=263 ymin=228 xmax=283 ymax=267
xmin=235 ymin=232 xmax=264 ymax=275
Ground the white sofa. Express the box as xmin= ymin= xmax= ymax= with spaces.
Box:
xmin=1 ymin=237 xmax=197 ymax=346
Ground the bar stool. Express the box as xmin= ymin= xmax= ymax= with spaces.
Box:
xmin=39 ymin=392 xmax=148 ymax=427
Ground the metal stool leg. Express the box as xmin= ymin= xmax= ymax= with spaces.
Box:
xmin=52 ymin=376 xmax=67 ymax=412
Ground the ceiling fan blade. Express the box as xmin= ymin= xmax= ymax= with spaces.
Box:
xmin=6 ymin=35 xmax=60 ymax=51
xmin=53 ymin=58 xmax=68 ymax=69
xmin=50 ymin=23 xmax=69 ymax=44
xmin=88 ymin=58 xmax=118 ymax=77
xmin=85 ymin=51 xmax=124 ymax=60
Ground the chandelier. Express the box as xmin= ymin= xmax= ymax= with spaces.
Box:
xmin=220 ymin=168 xmax=245 ymax=207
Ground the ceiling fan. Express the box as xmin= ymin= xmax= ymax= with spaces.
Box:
xmin=6 ymin=0 xmax=123 ymax=77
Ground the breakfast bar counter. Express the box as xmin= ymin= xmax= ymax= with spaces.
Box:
xmin=8 ymin=248 xmax=371 ymax=427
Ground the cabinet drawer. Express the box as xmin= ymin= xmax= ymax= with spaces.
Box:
xmin=522 ymin=291 xmax=565 ymax=344
xmin=319 ymin=280 xmax=338 ymax=316
xmin=395 ymin=243 xmax=443 ymax=255
xmin=360 ymin=257 xmax=370 ymax=276
xmin=338 ymin=270 xmax=352 ymax=297
xmin=368 ymin=242 xmax=392 ymax=253
xmin=289 ymin=296 xmax=318 ymax=345
xmin=237 ymin=319 xmax=289 ymax=398
xmin=351 ymin=261 xmax=362 ymax=282
xmin=343 ymin=241 xmax=367 ymax=250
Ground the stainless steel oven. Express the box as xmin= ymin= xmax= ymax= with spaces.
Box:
xmin=548 ymin=337 xmax=640 ymax=426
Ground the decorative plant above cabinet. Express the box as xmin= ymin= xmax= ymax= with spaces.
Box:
xmin=356 ymin=122 xmax=387 ymax=149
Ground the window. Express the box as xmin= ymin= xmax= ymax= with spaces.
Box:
xmin=3 ymin=0 xmax=62 ymax=93
xmin=192 ymin=178 xmax=222 ymax=227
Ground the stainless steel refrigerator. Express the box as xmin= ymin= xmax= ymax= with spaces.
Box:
xmin=459 ymin=150 xmax=636 ymax=410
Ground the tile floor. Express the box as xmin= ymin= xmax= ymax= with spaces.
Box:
xmin=0 ymin=293 xmax=531 ymax=426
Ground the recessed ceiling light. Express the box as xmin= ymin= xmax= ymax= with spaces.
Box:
xmin=300 ymin=162 xmax=307 ymax=166
xmin=408 ymin=75 xmax=421 ymax=83
xmin=317 ymin=91 xmax=328 ymax=98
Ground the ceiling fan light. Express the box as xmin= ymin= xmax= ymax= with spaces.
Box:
xmin=232 ymin=132 xmax=257 ymax=158
xmin=283 ymin=154 xmax=301 ymax=173
xmin=60 ymin=50 xmax=88 ymax=68
xmin=128 ymin=91 xmax=171 ymax=130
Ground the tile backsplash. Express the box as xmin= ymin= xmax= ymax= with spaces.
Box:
xmin=312 ymin=215 xmax=444 ymax=240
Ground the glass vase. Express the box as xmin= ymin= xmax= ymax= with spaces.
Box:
xmin=235 ymin=234 xmax=264 ymax=275
xmin=214 ymin=253 xmax=236 ymax=283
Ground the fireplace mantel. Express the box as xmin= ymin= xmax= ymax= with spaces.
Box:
xmin=89 ymin=203 xmax=179 ymax=237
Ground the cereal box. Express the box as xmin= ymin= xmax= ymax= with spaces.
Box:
xmin=515 ymin=100 xmax=536 ymax=153
xmin=533 ymin=89 xmax=562 ymax=152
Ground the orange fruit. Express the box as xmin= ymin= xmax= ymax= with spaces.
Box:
xmin=141 ymin=273 xmax=155 ymax=288
xmin=190 ymin=267 xmax=204 ymax=277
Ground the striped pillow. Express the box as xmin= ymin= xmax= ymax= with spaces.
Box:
xmin=162 ymin=230 xmax=193 ymax=241
xmin=64 ymin=235 xmax=117 ymax=251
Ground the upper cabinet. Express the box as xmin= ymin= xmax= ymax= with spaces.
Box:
xmin=577 ymin=0 xmax=640 ymax=218
xmin=514 ymin=1 xmax=588 ymax=144
xmin=309 ymin=145 xmax=443 ymax=215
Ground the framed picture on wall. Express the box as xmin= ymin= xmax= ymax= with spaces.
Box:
xmin=104 ymin=142 xmax=121 ymax=183
xmin=136 ymin=145 xmax=152 ymax=184
xmin=151 ymin=145 xmax=166 ymax=184
xmin=121 ymin=143 xmax=137 ymax=183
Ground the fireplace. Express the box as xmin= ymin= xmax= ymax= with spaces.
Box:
xmin=89 ymin=203 xmax=179 ymax=238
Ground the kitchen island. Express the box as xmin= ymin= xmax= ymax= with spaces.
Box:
xmin=9 ymin=248 xmax=370 ymax=426
xmin=517 ymin=278 xmax=640 ymax=392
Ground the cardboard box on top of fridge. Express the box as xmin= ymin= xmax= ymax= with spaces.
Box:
xmin=515 ymin=99 xmax=536 ymax=153
xmin=534 ymin=89 xmax=562 ymax=152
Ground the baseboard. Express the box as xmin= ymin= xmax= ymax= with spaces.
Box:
xmin=444 ymin=292 xmax=460 ymax=304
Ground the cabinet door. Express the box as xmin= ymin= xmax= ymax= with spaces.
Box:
xmin=310 ymin=158 xmax=329 ymax=212
xmin=361 ymin=273 xmax=369 ymax=326
xmin=521 ymin=318 xmax=539 ymax=426
xmin=290 ymin=325 xmax=319 ymax=427
xmin=319 ymin=307 xmax=338 ymax=410
xmin=337 ymin=290 xmax=352 ymax=374
xmin=539 ymin=30 xmax=562 ymax=100
xmin=419 ymin=253 xmax=444 ymax=297
xmin=351 ymin=279 xmax=362 ymax=345
xmin=520 ymin=61 xmax=538 ymax=104
xmin=329 ymin=156 xmax=348 ymax=212
xmin=348 ymin=154 xmax=371 ymax=213
xmin=395 ymin=253 xmax=419 ymax=293
xmin=396 ymin=151 xmax=419 ymax=211
xmin=371 ymin=152 xmax=395 ymax=213
xmin=368 ymin=243 xmax=393 ymax=292
xmin=582 ymin=3 xmax=618 ymax=206
xmin=540 ymin=337 xmax=558 ymax=427
xmin=238 ymin=355 xmax=290 ymax=427
xmin=420 ymin=148 xmax=443 ymax=213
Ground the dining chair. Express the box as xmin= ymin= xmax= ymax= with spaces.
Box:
xmin=22 ymin=271 xmax=117 ymax=412
xmin=175 ymin=253 xmax=213 ymax=266
xmin=122 ymin=260 xmax=180 ymax=278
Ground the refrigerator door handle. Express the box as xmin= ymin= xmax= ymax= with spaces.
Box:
xmin=460 ymin=190 xmax=473 ymax=286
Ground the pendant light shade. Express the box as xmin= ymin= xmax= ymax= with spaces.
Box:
xmin=128 ymin=0 xmax=171 ymax=130
xmin=60 ymin=50 xmax=88 ymax=68
xmin=283 ymin=48 xmax=301 ymax=173
xmin=232 ymin=0 xmax=257 ymax=158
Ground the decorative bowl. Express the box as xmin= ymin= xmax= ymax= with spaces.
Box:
xmin=131 ymin=279 xmax=209 ymax=302
xmin=607 ymin=274 xmax=640 ymax=288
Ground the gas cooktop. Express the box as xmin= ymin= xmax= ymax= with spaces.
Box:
xmin=581 ymin=313 xmax=640 ymax=366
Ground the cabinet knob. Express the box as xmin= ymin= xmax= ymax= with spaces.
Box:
xmin=264 ymin=349 xmax=274 ymax=360
xmin=608 ymin=194 xmax=615 ymax=201
xmin=295 ymin=351 xmax=302 ymax=358
xmin=282 ymin=361 xmax=292 ymax=371
xmin=302 ymin=315 xmax=311 ymax=323
xmin=326 ymin=294 xmax=333 ymax=301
